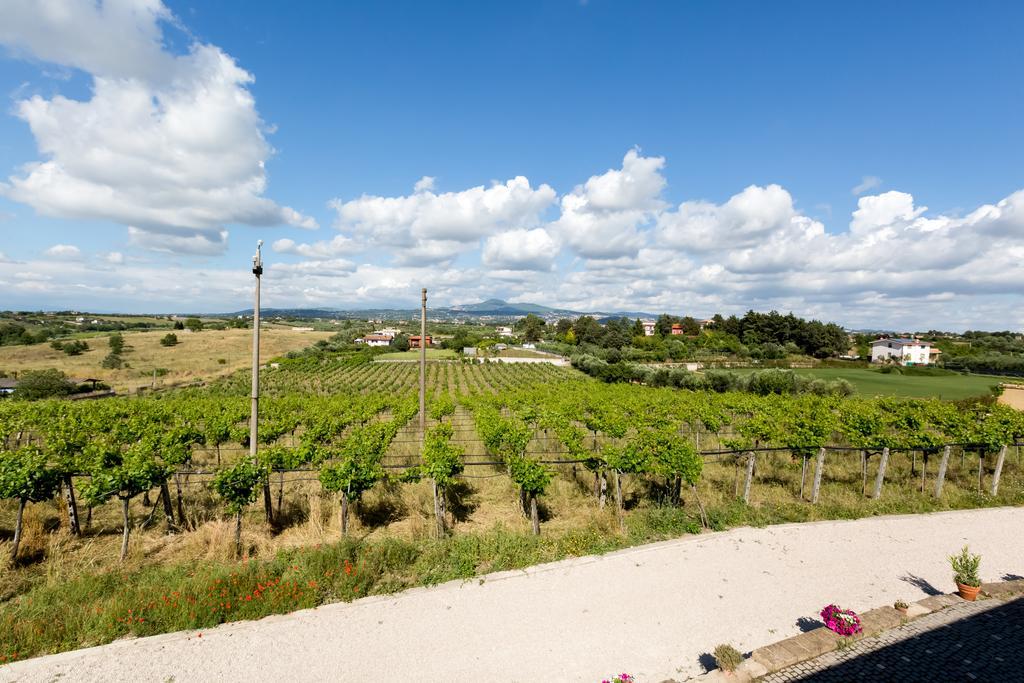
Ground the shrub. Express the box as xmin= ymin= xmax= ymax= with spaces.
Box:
xmin=160 ymin=333 xmax=179 ymax=347
xmin=14 ymin=369 xmax=75 ymax=400
xmin=108 ymin=333 xmax=124 ymax=354
xmin=100 ymin=352 xmax=124 ymax=369
xmin=713 ymin=643 xmax=743 ymax=672
xmin=61 ymin=340 xmax=89 ymax=356
xmin=949 ymin=545 xmax=981 ymax=587
xmin=894 ymin=599 xmax=909 ymax=610
xmin=745 ymin=369 xmax=798 ymax=395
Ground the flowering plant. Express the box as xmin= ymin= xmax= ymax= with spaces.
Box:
xmin=820 ymin=604 xmax=862 ymax=637
xmin=601 ymin=675 xmax=634 ymax=683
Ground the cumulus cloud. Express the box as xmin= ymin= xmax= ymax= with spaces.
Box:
xmin=272 ymin=235 xmax=356 ymax=260
xmin=657 ymin=184 xmax=821 ymax=253
xmin=414 ymin=176 xmax=436 ymax=193
xmin=851 ymin=175 xmax=883 ymax=195
xmin=550 ymin=149 xmax=666 ymax=259
xmin=330 ymin=175 xmax=556 ymax=265
xmin=43 ymin=243 xmax=81 ymax=259
xmin=0 ymin=0 xmax=314 ymax=255
xmin=482 ymin=228 xmax=558 ymax=271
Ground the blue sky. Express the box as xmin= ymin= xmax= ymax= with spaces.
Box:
xmin=0 ymin=1 xmax=1022 ymax=329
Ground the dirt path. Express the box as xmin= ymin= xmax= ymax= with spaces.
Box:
xmin=3 ymin=508 xmax=1022 ymax=683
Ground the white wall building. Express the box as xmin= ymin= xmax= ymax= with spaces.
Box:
xmin=356 ymin=334 xmax=393 ymax=347
xmin=496 ymin=326 xmax=514 ymax=337
xmin=641 ymin=320 xmax=656 ymax=336
xmin=870 ymin=338 xmax=932 ymax=366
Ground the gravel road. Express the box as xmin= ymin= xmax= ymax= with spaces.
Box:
xmin=2 ymin=507 xmax=1021 ymax=683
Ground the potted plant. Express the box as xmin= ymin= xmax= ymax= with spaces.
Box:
xmin=949 ymin=545 xmax=982 ymax=601
xmin=893 ymin=599 xmax=909 ymax=616
xmin=713 ymin=644 xmax=743 ymax=675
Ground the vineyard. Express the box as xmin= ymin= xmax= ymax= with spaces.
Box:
xmin=2 ymin=359 xmax=1024 ymax=660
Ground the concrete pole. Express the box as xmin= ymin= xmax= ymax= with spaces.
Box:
xmin=990 ymin=444 xmax=1007 ymax=496
xmin=934 ymin=445 xmax=951 ymax=498
xmin=250 ymin=241 xmax=263 ymax=459
xmin=419 ymin=288 xmax=427 ymax=434
xmin=811 ymin=447 xmax=826 ymax=504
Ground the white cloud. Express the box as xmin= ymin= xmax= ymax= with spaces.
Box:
xmin=849 ymin=191 xmax=927 ymax=235
xmin=550 ymin=148 xmax=666 ymax=259
xmin=44 ymin=243 xmax=81 ymax=259
xmin=851 ymin=175 xmax=883 ymax=195
xmin=0 ymin=0 xmax=315 ymax=255
xmin=413 ymin=176 xmax=436 ymax=193
xmin=330 ymin=175 xmax=556 ymax=265
xmin=482 ymin=228 xmax=558 ymax=271
xmin=127 ymin=226 xmax=228 ymax=255
xmin=657 ymin=184 xmax=818 ymax=252
xmin=104 ymin=251 xmax=125 ymax=264
xmin=272 ymin=235 xmax=356 ymax=260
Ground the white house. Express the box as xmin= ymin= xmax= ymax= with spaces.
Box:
xmin=496 ymin=326 xmax=514 ymax=337
xmin=870 ymin=338 xmax=932 ymax=366
xmin=356 ymin=334 xmax=393 ymax=347
xmin=641 ymin=320 xmax=656 ymax=336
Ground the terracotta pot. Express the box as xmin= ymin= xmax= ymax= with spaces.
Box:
xmin=957 ymin=582 xmax=981 ymax=601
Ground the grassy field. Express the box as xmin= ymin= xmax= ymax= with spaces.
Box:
xmin=376 ymin=349 xmax=458 ymax=360
xmin=731 ymin=367 xmax=1005 ymax=399
xmin=0 ymin=328 xmax=333 ymax=393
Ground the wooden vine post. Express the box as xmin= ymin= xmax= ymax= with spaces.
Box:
xmin=860 ymin=451 xmax=868 ymax=496
xmin=872 ymin=447 xmax=890 ymax=499
xmin=933 ymin=445 xmax=951 ymax=498
xmin=990 ymin=445 xmax=1007 ymax=496
xmin=811 ymin=447 xmax=826 ymax=504
xmin=799 ymin=453 xmax=809 ymax=499
xmin=614 ymin=470 xmax=624 ymax=531
xmin=530 ymin=494 xmax=540 ymax=535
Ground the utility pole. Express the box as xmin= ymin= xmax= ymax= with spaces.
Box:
xmin=250 ymin=241 xmax=272 ymax=523
xmin=419 ymin=287 xmax=427 ymax=434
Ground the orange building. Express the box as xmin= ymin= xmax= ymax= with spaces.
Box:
xmin=409 ymin=335 xmax=432 ymax=349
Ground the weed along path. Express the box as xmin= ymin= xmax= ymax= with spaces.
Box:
xmin=3 ymin=508 xmax=1023 ymax=683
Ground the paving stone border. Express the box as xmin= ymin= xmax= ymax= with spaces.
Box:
xmin=686 ymin=579 xmax=1024 ymax=682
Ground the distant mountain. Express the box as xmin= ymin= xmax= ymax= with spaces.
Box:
xmin=448 ymin=299 xmax=580 ymax=316
xmin=216 ymin=299 xmax=660 ymax=321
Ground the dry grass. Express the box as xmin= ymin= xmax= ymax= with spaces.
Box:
xmin=0 ymin=328 xmax=332 ymax=393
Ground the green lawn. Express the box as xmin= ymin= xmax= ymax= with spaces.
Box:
xmin=375 ymin=349 xmax=458 ymax=360
xmin=731 ymin=367 xmax=1004 ymax=399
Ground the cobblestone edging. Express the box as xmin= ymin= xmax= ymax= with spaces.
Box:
xmin=687 ymin=579 xmax=1024 ymax=682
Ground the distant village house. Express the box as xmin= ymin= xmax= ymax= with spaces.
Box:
xmin=355 ymin=334 xmax=393 ymax=347
xmin=870 ymin=338 xmax=933 ymax=366
xmin=409 ymin=335 xmax=432 ymax=349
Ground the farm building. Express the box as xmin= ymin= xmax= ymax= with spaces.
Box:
xmin=409 ymin=335 xmax=432 ymax=349
xmin=870 ymin=338 xmax=932 ymax=366
xmin=496 ymin=326 xmax=514 ymax=337
xmin=641 ymin=320 xmax=656 ymax=336
xmin=671 ymin=323 xmax=684 ymax=335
